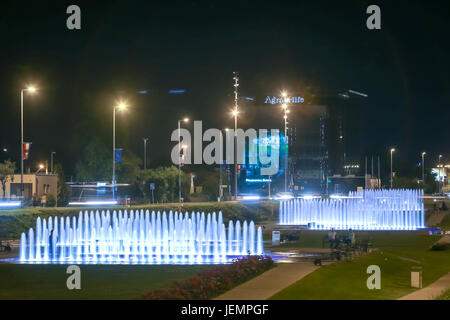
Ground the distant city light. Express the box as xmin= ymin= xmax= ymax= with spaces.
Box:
xmin=0 ymin=201 xmax=22 ymax=208
xmin=169 ymin=89 xmax=186 ymax=94
xmin=117 ymin=102 xmax=127 ymax=110
xmin=242 ymin=195 xmax=261 ymax=201
xmin=274 ymin=194 xmax=294 ymax=200
xmin=68 ymin=200 xmax=118 ymax=206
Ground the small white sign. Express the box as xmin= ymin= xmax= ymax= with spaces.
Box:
xmin=272 ymin=231 xmax=280 ymax=246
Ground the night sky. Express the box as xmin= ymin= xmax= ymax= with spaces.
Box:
xmin=0 ymin=0 xmax=448 ymax=177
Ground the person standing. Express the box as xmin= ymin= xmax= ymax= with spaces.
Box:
xmin=328 ymin=228 xmax=337 ymax=248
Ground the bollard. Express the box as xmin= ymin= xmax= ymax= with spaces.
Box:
xmin=411 ymin=266 xmax=423 ymax=288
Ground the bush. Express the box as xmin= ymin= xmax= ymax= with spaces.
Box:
xmin=431 ymin=242 xmax=450 ymax=251
xmin=45 ymin=194 xmax=56 ymax=207
xmin=143 ymin=255 xmax=274 ymax=300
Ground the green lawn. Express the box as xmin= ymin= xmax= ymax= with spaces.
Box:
xmin=438 ymin=212 xmax=450 ymax=229
xmin=437 ymin=289 xmax=450 ymax=300
xmin=271 ymin=231 xmax=450 ymax=300
xmin=0 ymin=263 xmax=210 ymax=299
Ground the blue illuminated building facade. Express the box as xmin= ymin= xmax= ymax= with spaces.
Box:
xmin=238 ymin=133 xmax=287 ymax=195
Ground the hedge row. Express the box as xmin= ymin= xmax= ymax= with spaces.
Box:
xmin=143 ymin=255 xmax=274 ymax=300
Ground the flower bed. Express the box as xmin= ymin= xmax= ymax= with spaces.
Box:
xmin=143 ymin=255 xmax=274 ymax=300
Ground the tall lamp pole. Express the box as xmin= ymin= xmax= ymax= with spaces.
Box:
xmin=438 ymin=154 xmax=442 ymax=194
xmin=233 ymin=72 xmax=239 ymax=200
xmin=281 ymin=91 xmax=289 ymax=192
xmin=390 ymin=148 xmax=395 ymax=189
xmin=143 ymin=138 xmax=149 ymax=169
xmin=112 ymin=102 xmax=127 ymax=201
xmin=50 ymin=152 xmax=56 ymax=173
xmin=178 ymin=118 xmax=189 ymax=206
xmin=20 ymin=86 xmax=36 ymax=199
xmin=421 ymin=152 xmax=426 ymax=183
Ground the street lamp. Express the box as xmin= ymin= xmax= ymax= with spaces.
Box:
xmin=438 ymin=155 xmax=443 ymax=194
xmin=50 ymin=152 xmax=56 ymax=173
xmin=143 ymin=138 xmax=149 ymax=169
xmin=233 ymin=72 xmax=239 ymax=200
xmin=112 ymin=102 xmax=127 ymax=200
xmin=390 ymin=148 xmax=395 ymax=189
xmin=281 ymin=94 xmax=289 ymax=192
xmin=36 ymin=163 xmax=45 ymax=174
xmin=20 ymin=86 xmax=37 ymax=199
xmin=178 ymin=118 xmax=189 ymax=206
xmin=421 ymin=152 xmax=426 ymax=183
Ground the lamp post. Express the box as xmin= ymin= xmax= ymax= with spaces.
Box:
xmin=233 ymin=72 xmax=239 ymax=200
xmin=50 ymin=152 xmax=56 ymax=173
xmin=20 ymin=86 xmax=36 ymax=199
xmin=178 ymin=118 xmax=189 ymax=206
xmin=143 ymin=138 xmax=149 ymax=169
xmin=421 ymin=152 xmax=426 ymax=183
xmin=112 ymin=102 xmax=126 ymax=201
xmin=35 ymin=163 xmax=45 ymax=174
xmin=281 ymin=91 xmax=289 ymax=192
xmin=438 ymin=154 xmax=443 ymax=194
xmin=390 ymin=148 xmax=395 ymax=189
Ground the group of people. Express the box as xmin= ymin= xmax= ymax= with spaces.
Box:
xmin=327 ymin=228 xmax=356 ymax=249
xmin=0 ymin=240 xmax=12 ymax=253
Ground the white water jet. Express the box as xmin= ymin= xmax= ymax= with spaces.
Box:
xmin=19 ymin=210 xmax=264 ymax=264
xmin=279 ymin=189 xmax=425 ymax=230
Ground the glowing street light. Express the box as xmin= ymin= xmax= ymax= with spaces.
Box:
xmin=36 ymin=163 xmax=45 ymax=174
xmin=390 ymin=148 xmax=395 ymax=189
xmin=178 ymin=118 xmax=190 ymax=206
xmin=20 ymin=85 xmax=38 ymax=198
xmin=112 ymin=101 xmax=127 ymax=200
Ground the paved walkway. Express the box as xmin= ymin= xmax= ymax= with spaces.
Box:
xmin=215 ymin=261 xmax=319 ymax=300
xmin=398 ymin=272 xmax=450 ymax=300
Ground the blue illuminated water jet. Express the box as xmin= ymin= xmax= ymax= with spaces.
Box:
xmin=279 ymin=189 xmax=425 ymax=230
xmin=19 ymin=210 xmax=264 ymax=264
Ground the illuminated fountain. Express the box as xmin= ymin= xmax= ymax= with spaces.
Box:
xmin=279 ymin=189 xmax=425 ymax=230
xmin=19 ymin=210 xmax=264 ymax=264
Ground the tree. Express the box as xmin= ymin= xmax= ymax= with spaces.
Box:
xmin=0 ymin=160 xmax=15 ymax=199
xmin=53 ymin=163 xmax=72 ymax=206
xmin=75 ymin=138 xmax=111 ymax=182
xmin=392 ymin=168 xmax=439 ymax=194
xmin=193 ymin=167 xmax=221 ymax=201
xmin=136 ymin=166 xmax=190 ymax=203
xmin=116 ymin=151 xmax=141 ymax=185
